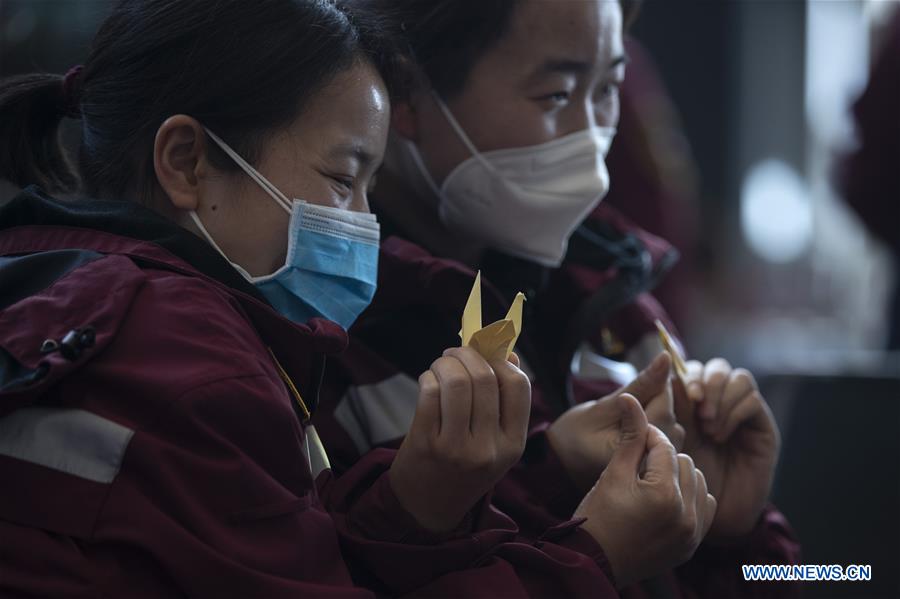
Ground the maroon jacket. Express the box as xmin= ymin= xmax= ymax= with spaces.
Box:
xmin=316 ymin=200 xmax=801 ymax=598
xmin=0 ymin=188 xmax=623 ymax=597
xmin=0 ymin=189 xmax=370 ymax=596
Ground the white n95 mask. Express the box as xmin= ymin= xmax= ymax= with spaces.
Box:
xmin=390 ymin=94 xmax=616 ymax=267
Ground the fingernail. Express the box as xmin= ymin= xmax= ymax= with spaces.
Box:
xmin=688 ymin=382 xmax=703 ymax=400
xmin=644 ymin=353 xmax=663 ymax=374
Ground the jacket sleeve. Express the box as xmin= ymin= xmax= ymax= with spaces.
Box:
xmin=490 ymin=423 xmax=587 ymax=539
xmin=675 ymin=505 xmax=802 ymax=598
xmin=88 ymin=375 xmax=376 ymax=598
xmin=319 ymin=447 xmax=621 ymax=597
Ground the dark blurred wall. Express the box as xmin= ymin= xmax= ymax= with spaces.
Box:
xmin=0 ymin=1 xmax=106 ymax=75
xmin=0 ymin=0 xmax=109 ymax=202
xmin=629 ymin=0 xmax=806 ymax=267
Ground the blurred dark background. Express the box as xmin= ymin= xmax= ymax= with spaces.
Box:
xmin=2 ymin=1 xmax=898 ymax=597
xmin=628 ymin=5 xmax=900 ymax=597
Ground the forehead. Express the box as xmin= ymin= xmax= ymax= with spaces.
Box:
xmin=289 ymin=61 xmax=390 ymax=149
xmin=487 ymin=0 xmax=624 ymax=76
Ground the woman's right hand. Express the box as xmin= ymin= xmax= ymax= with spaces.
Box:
xmin=574 ymin=394 xmax=717 ymax=589
xmin=389 ymin=347 xmax=532 ymax=533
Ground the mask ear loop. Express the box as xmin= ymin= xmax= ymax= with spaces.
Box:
xmin=403 ymin=138 xmax=446 ymax=199
xmin=203 ymin=127 xmax=294 ymax=214
xmin=188 ymin=210 xmax=255 ymax=280
xmin=430 ymin=92 xmax=502 ymax=176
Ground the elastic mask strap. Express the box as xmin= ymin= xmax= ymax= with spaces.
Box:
xmin=203 ymin=128 xmax=292 ymax=214
xmin=189 ymin=210 xmax=254 ymax=280
xmin=407 ymin=139 xmax=446 ymax=199
xmin=431 ymin=92 xmax=498 ymax=175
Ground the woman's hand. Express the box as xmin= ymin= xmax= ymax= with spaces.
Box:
xmin=675 ymin=358 xmax=780 ymax=541
xmin=547 ymin=352 xmax=685 ymax=491
xmin=575 ymin=394 xmax=716 ymax=588
xmin=389 ymin=348 xmax=532 ymax=532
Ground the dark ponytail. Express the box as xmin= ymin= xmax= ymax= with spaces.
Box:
xmin=0 ymin=0 xmax=402 ymax=202
xmin=0 ymin=73 xmax=79 ymax=193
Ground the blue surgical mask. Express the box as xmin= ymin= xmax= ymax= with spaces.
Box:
xmin=189 ymin=128 xmax=379 ymax=330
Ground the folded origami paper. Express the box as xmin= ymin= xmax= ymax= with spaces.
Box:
xmin=654 ymin=318 xmax=688 ymax=382
xmin=459 ymin=272 xmax=525 ymax=363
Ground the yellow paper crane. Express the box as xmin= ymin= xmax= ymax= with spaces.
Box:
xmin=460 ymin=271 xmax=525 ymax=362
xmin=654 ymin=318 xmax=688 ymax=383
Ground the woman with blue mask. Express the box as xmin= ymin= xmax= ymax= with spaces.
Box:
xmin=189 ymin=128 xmax=381 ymax=330
xmin=0 ymin=0 xmax=541 ymax=595
xmin=317 ymin=0 xmax=802 ymax=596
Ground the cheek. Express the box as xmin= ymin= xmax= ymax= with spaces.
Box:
xmin=268 ymin=223 xmax=290 ymax=266
xmin=415 ymin=107 xmax=475 ymax=185
xmin=424 ymin=99 xmax=558 ymax=183
xmin=457 ymin=81 xmax=558 ymax=148
xmin=278 ymin=165 xmax=346 ymax=210
xmin=201 ymin=173 xmax=243 ymax=209
xmin=246 ymin=194 xmax=292 ymax=268
xmin=478 ymin=102 xmax=558 ymax=148
xmin=596 ymin=95 xmax=620 ymax=129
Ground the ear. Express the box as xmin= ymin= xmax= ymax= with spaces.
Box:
xmin=153 ymin=115 xmax=210 ymax=212
xmin=390 ymin=98 xmax=420 ymax=143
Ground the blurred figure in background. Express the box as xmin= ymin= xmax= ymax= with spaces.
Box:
xmin=838 ymin=7 xmax=900 ymax=350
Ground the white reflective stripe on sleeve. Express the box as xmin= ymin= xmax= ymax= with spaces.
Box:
xmin=0 ymin=407 xmax=134 ymax=483
xmin=570 ymin=341 xmax=639 ymax=386
xmin=626 ymin=331 xmax=674 ymax=372
xmin=333 ymin=373 xmax=419 ymax=455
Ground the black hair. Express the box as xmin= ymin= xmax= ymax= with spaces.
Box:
xmin=0 ymin=0 xmax=402 ymax=200
xmin=342 ymin=0 xmax=643 ymax=99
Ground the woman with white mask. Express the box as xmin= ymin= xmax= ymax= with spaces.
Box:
xmin=317 ymin=0 xmax=800 ymax=596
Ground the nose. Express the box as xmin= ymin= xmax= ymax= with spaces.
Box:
xmin=593 ymin=89 xmax=620 ymax=130
xmin=350 ymin=190 xmax=370 ymax=214
xmin=560 ymin=98 xmax=598 ymax=138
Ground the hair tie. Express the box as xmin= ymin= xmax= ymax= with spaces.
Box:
xmin=61 ymin=65 xmax=84 ymax=118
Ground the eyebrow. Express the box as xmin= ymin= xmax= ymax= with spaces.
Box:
xmin=535 ymin=53 xmax=630 ymax=76
xmin=328 ymin=143 xmax=377 ymax=168
xmin=609 ymin=54 xmax=629 ymax=70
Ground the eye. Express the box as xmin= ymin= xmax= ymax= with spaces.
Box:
xmin=330 ymin=175 xmax=354 ymax=192
xmin=539 ymin=90 xmax=572 ymax=106
xmin=597 ymin=82 xmax=621 ymax=101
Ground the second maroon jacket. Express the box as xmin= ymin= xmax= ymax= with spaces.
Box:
xmin=315 ymin=201 xmax=802 ymax=598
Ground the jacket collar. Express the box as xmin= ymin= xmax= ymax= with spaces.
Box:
xmin=0 ymin=186 xmax=264 ymax=301
xmin=0 ymin=188 xmax=347 ymax=413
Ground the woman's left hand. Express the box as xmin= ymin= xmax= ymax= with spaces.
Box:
xmin=674 ymin=358 xmax=781 ymax=542
xmin=547 ymin=352 xmax=685 ymax=492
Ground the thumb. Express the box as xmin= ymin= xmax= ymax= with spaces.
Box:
xmin=607 ymin=393 xmax=649 ymax=474
xmin=411 ymin=370 xmax=441 ymax=438
xmin=622 ymin=352 xmax=671 ymax=406
xmin=642 ymin=425 xmax=678 ymax=484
